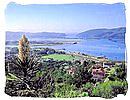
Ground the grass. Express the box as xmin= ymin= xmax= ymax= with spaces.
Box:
xmin=41 ymin=54 xmax=82 ymax=61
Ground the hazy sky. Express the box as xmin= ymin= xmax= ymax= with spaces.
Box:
xmin=5 ymin=2 xmax=126 ymax=33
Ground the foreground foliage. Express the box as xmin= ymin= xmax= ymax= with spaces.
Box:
xmin=5 ymin=35 xmax=128 ymax=98
xmin=91 ymin=80 xmax=128 ymax=98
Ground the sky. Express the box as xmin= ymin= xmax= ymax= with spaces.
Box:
xmin=5 ymin=2 xmax=126 ymax=33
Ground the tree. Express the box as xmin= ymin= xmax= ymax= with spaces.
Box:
xmin=108 ymin=62 xmax=127 ymax=81
xmin=73 ymin=65 xmax=93 ymax=88
xmin=116 ymin=62 xmax=127 ymax=80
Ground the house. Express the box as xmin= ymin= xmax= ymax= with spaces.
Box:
xmin=103 ymin=62 xmax=115 ymax=68
xmin=92 ymin=61 xmax=103 ymax=68
xmin=67 ymin=66 xmax=77 ymax=76
xmin=91 ymin=68 xmax=106 ymax=82
xmin=97 ymin=56 xmax=108 ymax=61
xmin=115 ymin=62 xmax=122 ymax=66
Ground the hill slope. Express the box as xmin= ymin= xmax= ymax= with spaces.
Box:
xmin=77 ymin=27 xmax=126 ymax=39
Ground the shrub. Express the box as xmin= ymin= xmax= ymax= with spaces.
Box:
xmin=81 ymin=82 xmax=94 ymax=96
xmin=54 ymin=83 xmax=81 ymax=98
xmin=91 ymin=80 xmax=128 ymax=98
xmin=52 ymin=68 xmax=74 ymax=84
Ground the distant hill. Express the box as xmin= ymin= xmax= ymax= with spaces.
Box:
xmin=6 ymin=27 xmax=126 ymax=41
xmin=77 ymin=27 xmax=126 ymax=39
xmin=6 ymin=31 xmax=67 ymax=40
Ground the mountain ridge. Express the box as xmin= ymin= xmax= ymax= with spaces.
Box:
xmin=77 ymin=27 xmax=126 ymax=39
xmin=6 ymin=31 xmax=67 ymax=40
xmin=6 ymin=27 xmax=126 ymax=40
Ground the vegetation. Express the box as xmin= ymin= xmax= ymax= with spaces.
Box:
xmin=54 ymin=83 xmax=82 ymax=98
xmin=107 ymin=62 xmax=127 ymax=81
xmin=91 ymin=80 xmax=128 ymax=98
xmin=73 ymin=64 xmax=93 ymax=87
xmin=5 ymin=35 xmax=128 ymax=98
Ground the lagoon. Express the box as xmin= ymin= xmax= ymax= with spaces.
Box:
xmin=6 ymin=38 xmax=126 ymax=61
xmin=42 ymin=39 xmax=126 ymax=61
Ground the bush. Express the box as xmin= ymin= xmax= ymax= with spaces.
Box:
xmin=81 ymin=82 xmax=94 ymax=96
xmin=91 ymin=80 xmax=128 ymax=99
xmin=54 ymin=83 xmax=82 ymax=98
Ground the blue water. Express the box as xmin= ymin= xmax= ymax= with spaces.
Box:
xmin=6 ymin=38 xmax=126 ymax=61
xmin=30 ymin=38 xmax=126 ymax=61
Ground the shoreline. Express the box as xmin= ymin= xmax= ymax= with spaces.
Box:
xmin=5 ymin=45 xmax=126 ymax=62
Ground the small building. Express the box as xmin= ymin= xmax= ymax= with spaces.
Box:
xmin=67 ymin=66 xmax=77 ymax=76
xmin=97 ymin=56 xmax=108 ymax=60
xmin=92 ymin=68 xmax=106 ymax=82
xmin=103 ymin=62 xmax=115 ymax=68
xmin=115 ymin=62 xmax=122 ymax=66
xmin=94 ymin=61 xmax=103 ymax=68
